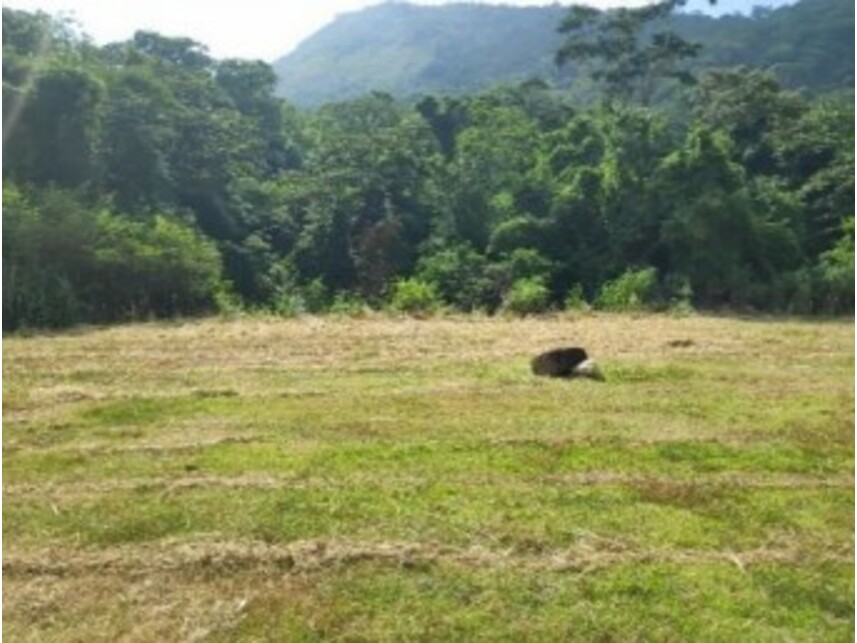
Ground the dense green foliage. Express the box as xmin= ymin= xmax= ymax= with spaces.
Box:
xmin=2 ymin=185 xmax=223 ymax=328
xmin=556 ymin=0 xmax=702 ymax=106
xmin=273 ymin=0 xmax=854 ymax=106
xmin=2 ymin=4 xmax=853 ymax=330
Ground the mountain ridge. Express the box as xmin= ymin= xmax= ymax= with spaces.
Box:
xmin=273 ymin=0 xmax=853 ymax=105
xmin=275 ymin=3 xmax=567 ymax=105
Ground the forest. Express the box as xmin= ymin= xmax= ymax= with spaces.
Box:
xmin=2 ymin=3 xmax=854 ymax=331
xmin=273 ymin=0 xmax=854 ymax=105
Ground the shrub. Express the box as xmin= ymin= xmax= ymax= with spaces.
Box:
xmin=214 ymin=288 xmax=244 ymax=318
xmin=328 ymin=292 xmax=371 ymax=317
xmin=596 ymin=267 xmax=657 ymax=311
xmin=389 ymin=278 xmax=442 ymax=316
xmin=300 ymin=278 xmax=330 ymax=314
xmin=415 ymin=245 xmax=495 ymax=311
xmin=271 ymin=293 xmax=305 ymax=318
xmin=3 ymin=185 xmax=96 ymax=330
xmin=91 ymin=213 xmax=224 ymax=320
xmin=503 ymin=277 xmax=551 ymax=316
xmin=2 ymin=185 xmax=226 ymax=330
xmin=815 ymin=217 xmax=855 ymax=313
xmin=564 ymin=283 xmax=590 ymax=311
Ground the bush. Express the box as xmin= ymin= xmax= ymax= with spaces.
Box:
xmin=214 ymin=288 xmax=244 ymax=318
xmin=300 ymin=278 xmax=330 ymax=314
xmin=3 ymin=185 xmax=96 ymax=329
xmin=271 ymin=292 xmax=305 ymax=318
xmin=91 ymin=213 xmax=224 ymax=320
xmin=503 ymin=277 xmax=551 ymax=316
xmin=389 ymin=278 xmax=442 ymax=316
xmin=415 ymin=245 xmax=495 ymax=311
xmin=2 ymin=185 xmax=226 ymax=330
xmin=564 ymin=283 xmax=590 ymax=311
xmin=596 ymin=267 xmax=657 ymax=311
xmin=328 ymin=292 xmax=371 ymax=317
xmin=815 ymin=217 xmax=854 ymax=314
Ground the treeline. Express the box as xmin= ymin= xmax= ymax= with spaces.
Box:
xmin=2 ymin=8 xmax=853 ymax=331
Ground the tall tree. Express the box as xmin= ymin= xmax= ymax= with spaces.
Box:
xmin=555 ymin=0 xmax=703 ymax=105
xmin=100 ymin=67 xmax=178 ymax=210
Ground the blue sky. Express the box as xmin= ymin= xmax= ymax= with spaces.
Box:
xmin=2 ymin=0 xmax=791 ymax=61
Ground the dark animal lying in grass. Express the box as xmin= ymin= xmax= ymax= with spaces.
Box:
xmin=531 ymin=347 xmax=605 ymax=381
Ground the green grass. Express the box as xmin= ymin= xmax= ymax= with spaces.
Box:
xmin=3 ymin=314 xmax=854 ymax=641
xmin=213 ymin=560 xmax=854 ymax=642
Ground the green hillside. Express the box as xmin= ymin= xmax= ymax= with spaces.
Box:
xmin=273 ymin=4 xmax=567 ymax=106
xmin=273 ymin=0 xmax=854 ymax=105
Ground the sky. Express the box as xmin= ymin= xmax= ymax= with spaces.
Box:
xmin=2 ymin=0 xmax=664 ymax=62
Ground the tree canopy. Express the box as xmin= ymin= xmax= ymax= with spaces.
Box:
xmin=2 ymin=5 xmax=853 ymax=330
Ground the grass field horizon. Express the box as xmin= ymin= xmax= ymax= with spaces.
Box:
xmin=3 ymin=312 xmax=854 ymax=641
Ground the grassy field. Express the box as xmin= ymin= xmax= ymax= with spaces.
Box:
xmin=3 ymin=313 xmax=854 ymax=641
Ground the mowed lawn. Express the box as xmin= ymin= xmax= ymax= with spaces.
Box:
xmin=3 ymin=314 xmax=854 ymax=641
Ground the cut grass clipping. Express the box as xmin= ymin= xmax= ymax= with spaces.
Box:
xmin=4 ymin=314 xmax=854 ymax=641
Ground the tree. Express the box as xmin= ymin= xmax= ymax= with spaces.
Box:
xmin=216 ymin=59 xmax=292 ymax=175
xmin=445 ymin=97 xmax=541 ymax=249
xmin=773 ymin=98 xmax=855 ymax=258
xmin=415 ymin=244 xmax=496 ymax=311
xmin=3 ymin=6 xmax=853 ymax=326
xmin=100 ymin=67 xmax=177 ymax=210
xmin=416 ymin=95 xmax=468 ymax=160
xmin=2 ymin=184 xmax=224 ymax=329
xmin=815 ymin=217 xmax=855 ymax=312
xmin=597 ymin=106 xmax=674 ymax=269
xmin=132 ymin=31 xmax=212 ymax=71
xmin=655 ymin=126 xmax=805 ymax=307
xmin=555 ymin=0 xmax=703 ymax=105
xmin=297 ymin=93 xmax=442 ymax=297
xmin=4 ymin=65 xmax=104 ymax=188
xmin=692 ymin=68 xmax=804 ymax=175
xmin=2 ymin=184 xmax=94 ymax=329
xmin=89 ymin=212 xmax=224 ymax=320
